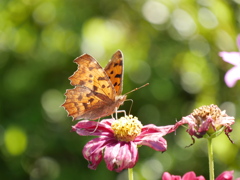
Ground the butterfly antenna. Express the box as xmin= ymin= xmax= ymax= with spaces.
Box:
xmin=124 ymin=83 xmax=149 ymax=95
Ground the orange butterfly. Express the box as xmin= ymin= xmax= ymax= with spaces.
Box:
xmin=62 ymin=50 xmax=126 ymax=120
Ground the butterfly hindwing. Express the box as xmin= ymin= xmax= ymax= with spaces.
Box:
xmin=62 ymin=86 xmax=114 ymax=120
xmin=104 ymin=50 xmax=124 ymax=95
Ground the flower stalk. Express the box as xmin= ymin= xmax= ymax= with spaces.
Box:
xmin=128 ymin=168 xmax=134 ymax=180
xmin=207 ymin=138 xmax=214 ymax=180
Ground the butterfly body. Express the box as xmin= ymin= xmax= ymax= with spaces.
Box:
xmin=62 ymin=50 xmax=126 ymax=120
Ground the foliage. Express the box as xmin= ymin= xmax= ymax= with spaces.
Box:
xmin=0 ymin=0 xmax=240 ymax=179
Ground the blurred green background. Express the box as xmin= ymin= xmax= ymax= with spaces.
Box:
xmin=1 ymin=0 xmax=240 ymax=179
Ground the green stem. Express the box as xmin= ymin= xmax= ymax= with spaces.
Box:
xmin=208 ymin=138 xmax=214 ymax=180
xmin=128 ymin=168 xmax=134 ymax=180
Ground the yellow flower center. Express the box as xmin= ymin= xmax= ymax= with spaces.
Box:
xmin=192 ymin=104 xmax=222 ymax=122
xmin=111 ymin=115 xmax=143 ymax=142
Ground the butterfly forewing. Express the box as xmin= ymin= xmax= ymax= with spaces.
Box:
xmin=68 ymin=54 xmax=115 ymax=99
xmin=104 ymin=50 xmax=124 ymax=95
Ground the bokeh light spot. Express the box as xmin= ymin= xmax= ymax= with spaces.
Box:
xmin=140 ymin=158 xmax=163 ymax=180
xmin=4 ymin=126 xmax=27 ymax=156
xmin=171 ymin=9 xmax=197 ymax=38
xmin=198 ymin=8 xmax=218 ymax=29
xmin=41 ymin=89 xmax=65 ymax=123
xmin=33 ymin=2 xmax=56 ymax=25
xmin=30 ymin=157 xmax=60 ymax=180
xmin=81 ymin=18 xmax=126 ymax=58
xmin=142 ymin=1 xmax=169 ymax=25
xmin=220 ymin=101 xmax=236 ymax=117
xmin=215 ymin=30 xmax=235 ymax=51
xmin=181 ymin=71 xmax=203 ymax=94
xmin=189 ymin=35 xmax=210 ymax=57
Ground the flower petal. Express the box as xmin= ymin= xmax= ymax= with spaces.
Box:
xmin=219 ymin=52 xmax=240 ymax=66
xmin=82 ymin=137 xmax=111 ymax=170
xmin=72 ymin=119 xmax=114 ymax=136
xmin=162 ymin=171 xmax=205 ymax=180
xmin=173 ymin=115 xmax=197 ymax=136
xmin=198 ymin=117 xmax=213 ymax=135
xmin=141 ymin=124 xmax=175 ymax=136
xmin=182 ymin=171 xmax=205 ymax=180
xmin=162 ymin=172 xmax=181 ymax=180
xmin=104 ymin=141 xmax=138 ymax=172
xmin=224 ymin=66 xmax=240 ymax=87
xmin=133 ymin=124 xmax=174 ymax=151
xmin=216 ymin=171 xmax=233 ymax=180
xmin=135 ymin=134 xmax=167 ymax=151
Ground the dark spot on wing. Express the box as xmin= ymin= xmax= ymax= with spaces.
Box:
xmin=93 ymin=85 xmax=98 ymax=91
xmin=89 ymin=74 xmax=93 ymax=77
xmin=86 ymin=93 xmax=92 ymax=97
xmin=89 ymin=67 xmax=94 ymax=71
xmin=89 ymin=98 xmax=94 ymax=103
xmin=98 ymin=77 xmax=106 ymax=80
xmin=88 ymin=80 xmax=93 ymax=83
xmin=102 ymin=85 xmax=105 ymax=88
xmin=113 ymin=61 xmax=123 ymax=67
xmin=83 ymin=103 xmax=88 ymax=109
xmin=110 ymin=71 xmax=114 ymax=74
xmin=115 ymin=74 xmax=121 ymax=78
xmin=114 ymin=82 xmax=118 ymax=86
xmin=80 ymin=80 xmax=85 ymax=85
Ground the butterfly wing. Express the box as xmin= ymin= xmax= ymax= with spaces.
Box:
xmin=69 ymin=54 xmax=116 ymax=99
xmin=104 ymin=50 xmax=124 ymax=95
xmin=62 ymin=86 xmax=116 ymax=120
xmin=62 ymin=54 xmax=117 ymax=120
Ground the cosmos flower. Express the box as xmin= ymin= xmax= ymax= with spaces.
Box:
xmin=173 ymin=104 xmax=234 ymax=144
xmin=219 ymin=35 xmax=240 ymax=87
xmin=162 ymin=171 xmax=239 ymax=180
xmin=72 ymin=115 xmax=174 ymax=172
xmin=162 ymin=171 xmax=205 ymax=180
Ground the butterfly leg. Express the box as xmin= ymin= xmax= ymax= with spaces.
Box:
xmin=91 ymin=118 xmax=100 ymax=133
xmin=123 ymin=99 xmax=134 ymax=115
xmin=114 ymin=109 xmax=126 ymax=119
xmin=111 ymin=114 xmax=115 ymax=120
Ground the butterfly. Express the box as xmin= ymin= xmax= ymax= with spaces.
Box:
xmin=62 ymin=50 xmax=127 ymax=120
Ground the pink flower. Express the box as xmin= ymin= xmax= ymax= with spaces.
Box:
xmin=173 ymin=104 xmax=234 ymax=144
xmin=72 ymin=115 xmax=174 ymax=172
xmin=219 ymin=35 xmax=240 ymax=87
xmin=162 ymin=171 xmax=239 ymax=180
xmin=216 ymin=171 xmax=234 ymax=180
xmin=162 ymin=171 xmax=205 ymax=180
